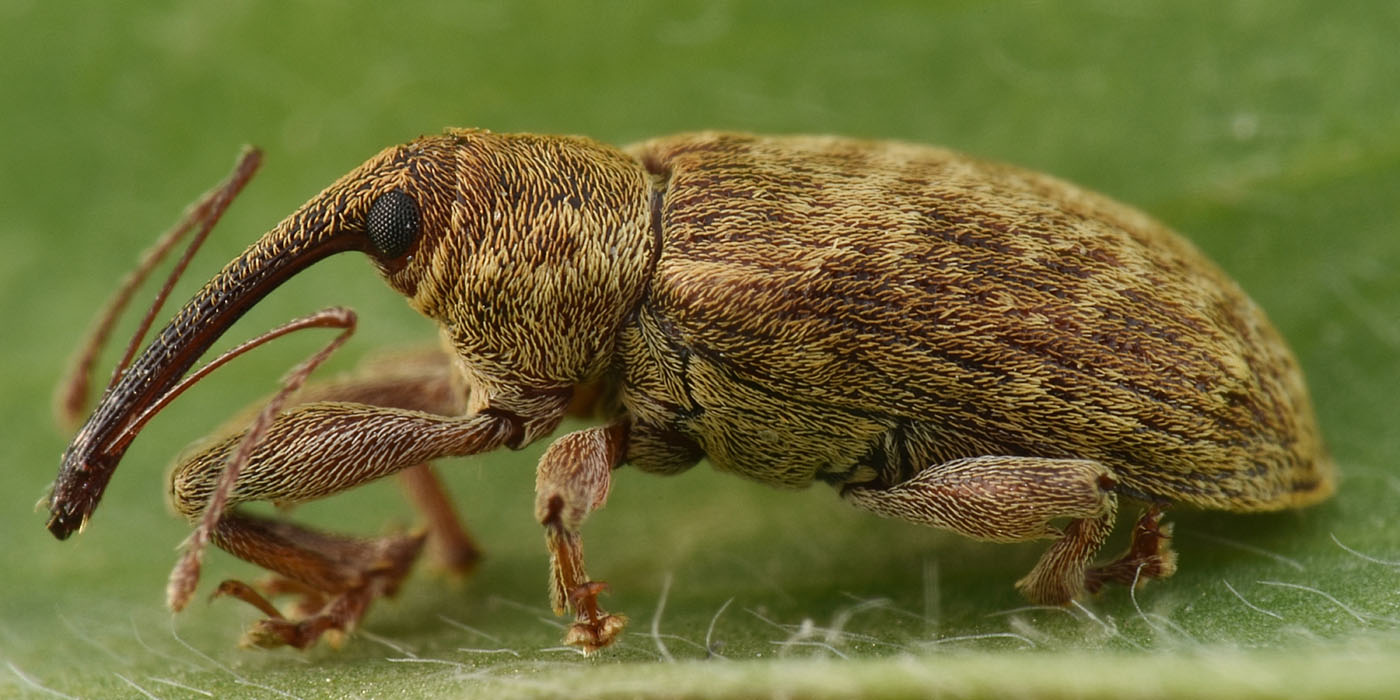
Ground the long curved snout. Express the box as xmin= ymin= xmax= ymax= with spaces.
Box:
xmin=47 ymin=210 xmax=364 ymax=539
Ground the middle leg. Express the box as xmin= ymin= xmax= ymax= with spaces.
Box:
xmin=533 ymin=419 xmax=630 ymax=653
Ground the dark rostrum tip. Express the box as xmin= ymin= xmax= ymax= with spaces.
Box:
xmin=46 ymin=446 xmax=108 ymax=539
xmin=47 ymin=505 xmax=80 ymax=539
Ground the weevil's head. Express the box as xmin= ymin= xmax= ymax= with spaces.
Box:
xmin=395 ymin=130 xmax=655 ymax=417
xmin=47 ymin=129 xmax=654 ymax=538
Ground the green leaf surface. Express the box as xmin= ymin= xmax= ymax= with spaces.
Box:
xmin=2 ymin=2 xmax=1397 ymax=698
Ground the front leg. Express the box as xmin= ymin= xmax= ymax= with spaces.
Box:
xmin=169 ymin=403 xmax=531 ymax=648
xmin=282 ymin=345 xmax=483 ymax=576
xmin=534 ymin=420 xmax=630 ymax=653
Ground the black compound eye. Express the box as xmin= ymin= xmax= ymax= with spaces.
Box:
xmin=366 ymin=189 xmax=420 ymax=259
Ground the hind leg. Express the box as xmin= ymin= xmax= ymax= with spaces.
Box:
xmin=1084 ymin=505 xmax=1177 ymax=594
xmin=843 ymin=455 xmax=1176 ymax=604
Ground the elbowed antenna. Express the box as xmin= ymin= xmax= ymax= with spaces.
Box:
xmin=54 ymin=148 xmax=262 ymax=432
xmin=47 ymin=174 xmax=371 ymax=540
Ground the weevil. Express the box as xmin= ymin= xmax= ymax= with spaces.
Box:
xmin=48 ymin=129 xmax=1335 ymax=652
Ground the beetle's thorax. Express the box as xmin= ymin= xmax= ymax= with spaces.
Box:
xmin=398 ymin=131 xmax=655 ymax=429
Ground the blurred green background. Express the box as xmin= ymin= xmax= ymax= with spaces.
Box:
xmin=2 ymin=1 xmax=1398 ymax=697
